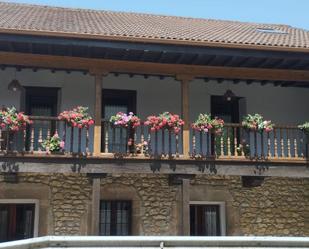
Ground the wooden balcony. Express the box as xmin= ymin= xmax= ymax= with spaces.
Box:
xmin=0 ymin=116 xmax=308 ymax=165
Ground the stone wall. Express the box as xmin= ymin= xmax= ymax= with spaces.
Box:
xmin=100 ymin=174 xmax=179 ymax=235
xmin=0 ymin=173 xmax=309 ymax=236
xmin=192 ymin=175 xmax=309 ymax=236
xmin=0 ymin=173 xmax=91 ymax=236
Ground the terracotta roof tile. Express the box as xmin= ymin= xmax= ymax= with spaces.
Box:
xmin=0 ymin=1 xmax=309 ymax=50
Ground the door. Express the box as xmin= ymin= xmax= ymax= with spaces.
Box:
xmin=211 ymin=95 xmax=243 ymax=155
xmin=25 ymin=87 xmax=59 ymax=151
xmin=0 ymin=204 xmax=35 ymax=242
xmin=102 ymin=89 xmax=136 ymax=152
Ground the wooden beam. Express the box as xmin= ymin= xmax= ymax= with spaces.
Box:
xmin=1 ymin=52 xmax=309 ymax=83
xmin=91 ymin=177 xmax=101 ymax=235
xmin=90 ymin=69 xmax=108 ymax=155
xmin=182 ymin=178 xmax=190 ymax=235
xmin=177 ymin=75 xmax=193 ymax=157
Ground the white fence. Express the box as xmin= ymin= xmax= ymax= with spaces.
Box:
xmin=0 ymin=236 xmax=309 ymax=249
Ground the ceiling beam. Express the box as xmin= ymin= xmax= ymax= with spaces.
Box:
xmin=1 ymin=51 xmax=309 ymax=83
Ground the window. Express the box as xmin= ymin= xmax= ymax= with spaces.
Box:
xmin=99 ymin=200 xmax=132 ymax=236
xmin=190 ymin=202 xmax=226 ymax=236
xmin=0 ymin=200 xmax=39 ymax=242
xmin=256 ymin=28 xmax=288 ymax=34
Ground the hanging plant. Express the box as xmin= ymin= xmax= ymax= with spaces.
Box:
xmin=41 ymin=133 xmax=65 ymax=153
xmin=110 ymin=112 xmax=141 ymax=128
xmin=0 ymin=106 xmax=32 ymax=132
xmin=58 ymin=106 xmax=94 ymax=129
xmin=242 ymin=114 xmax=274 ymax=132
xmin=298 ymin=122 xmax=309 ymax=135
xmin=145 ymin=112 xmax=184 ymax=134
xmin=191 ymin=114 xmax=224 ymax=135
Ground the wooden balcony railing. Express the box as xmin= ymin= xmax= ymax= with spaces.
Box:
xmin=101 ymin=120 xmax=183 ymax=158
xmin=0 ymin=116 xmax=308 ymax=162
xmin=191 ymin=123 xmax=308 ymax=160
xmin=0 ymin=116 xmax=92 ymax=154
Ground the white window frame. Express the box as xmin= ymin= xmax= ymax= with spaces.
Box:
xmin=189 ymin=201 xmax=226 ymax=236
xmin=0 ymin=199 xmax=39 ymax=237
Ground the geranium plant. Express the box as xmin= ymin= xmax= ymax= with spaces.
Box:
xmin=58 ymin=106 xmax=94 ymax=129
xmin=41 ymin=133 xmax=65 ymax=153
xmin=145 ymin=112 xmax=184 ymax=134
xmin=0 ymin=107 xmax=32 ymax=132
xmin=110 ymin=112 xmax=141 ymax=128
xmin=298 ymin=122 xmax=309 ymax=134
xmin=242 ymin=114 xmax=274 ymax=132
xmin=191 ymin=114 xmax=224 ymax=135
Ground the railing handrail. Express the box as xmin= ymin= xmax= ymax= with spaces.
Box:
xmin=0 ymin=236 xmax=309 ymax=249
xmin=28 ymin=116 xmax=59 ymax=121
xmin=223 ymin=123 xmax=300 ymax=130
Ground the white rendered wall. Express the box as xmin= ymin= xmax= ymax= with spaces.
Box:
xmin=0 ymin=68 xmax=309 ymax=125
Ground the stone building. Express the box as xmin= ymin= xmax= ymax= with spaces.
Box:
xmin=0 ymin=1 xmax=309 ymax=242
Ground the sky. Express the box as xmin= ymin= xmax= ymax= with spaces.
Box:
xmin=6 ymin=0 xmax=309 ymax=30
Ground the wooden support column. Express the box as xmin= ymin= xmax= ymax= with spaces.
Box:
xmin=177 ymin=75 xmax=194 ymax=157
xmin=91 ymin=177 xmax=101 ymax=235
xmin=182 ymin=178 xmax=190 ymax=235
xmin=91 ymin=70 xmax=108 ymax=155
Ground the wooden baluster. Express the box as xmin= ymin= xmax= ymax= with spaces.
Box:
xmin=294 ymin=129 xmax=298 ymax=158
xmin=70 ymin=126 xmax=74 ymax=153
xmin=126 ymin=127 xmax=129 ymax=154
xmin=192 ymin=129 xmax=196 ymax=157
xmin=148 ymin=127 xmax=152 ymax=155
xmin=141 ymin=125 xmax=145 ymax=155
xmin=112 ymin=125 xmax=116 ymax=153
xmin=104 ymin=122 xmax=109 ymax=153
xmin=206 ymin=132 xmax=210 ymax=157
xmin=6 ymin=130 xmax=10 ymax=152
xmin=175 ymin=133 xmax=179 ymax=158
xmin=30 ymin=126 xmax=35 ymax=153
xmin=234 ymin=127 xmax=237 ymax=157
xmin=23 ymin=129 xmax=27 ymax=153
xmin=287 ymin=128 xmax=291 ymax=158
xmin=240 ymin=128 xmax=245 ymax=157
xmin=274 ymin=128 xmax=278 ymax=158
xmin=227 ymin=127 xmax=231 ymax=157
xmin=200 ymin=131 xmax=203 ymax=157
xmin=267 ymin=131 xmax=271 ymax=158
xmin=120 ymin=127 xmax=123 ymax=154
xmin=254 ymin=130 xmax=258 ymax=158
xmin=162 ymin=129 xmax=165 ymax=157
xmin=134 ymin=128 xmax=137 ymax=154
xmin=299 ymin=131 xmax=305 ymax=158
xmin=78 ymin=128 xmax=82 ymax=154
xmin=47 ymin=127 xmax=51 ymax=140
xmin=0 ymin=129 xmax=2 ymax=152
xmin=62 ymin=122 xmax=66 ymax=152
xmin=38 ymin=128 xmax=43 ymax=152
xmin=155 ymin=130 xmax=158 ymax=156
xmin=169 ymin=130 xmax=172 ymax=158
xmin=280 ymin=128 xmax=284 ymax=157
xmin=86 ymin=127 xmax=89 ymax=155
xmin=220 ymin=133 xmax=224 ymax=157
xmin=261 ymin=131 xmax=264 ymax=159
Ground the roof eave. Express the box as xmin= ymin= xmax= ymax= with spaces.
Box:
xmin=1 ymin=28 xmax=309 ymax=54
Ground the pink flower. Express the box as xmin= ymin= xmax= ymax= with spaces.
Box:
xmin=60 ymin=141 xmax=65 ymax=149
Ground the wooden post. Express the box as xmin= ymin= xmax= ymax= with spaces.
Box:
xmin=91 ymin=177 xmax=101 ymax=235
xmin=177 ymin=75 xmax=194 ymax=157
xmin=182 ymin=178 xmax=190 ymax=235
xmin=91 ymin=70 xmax=108 ymax=155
